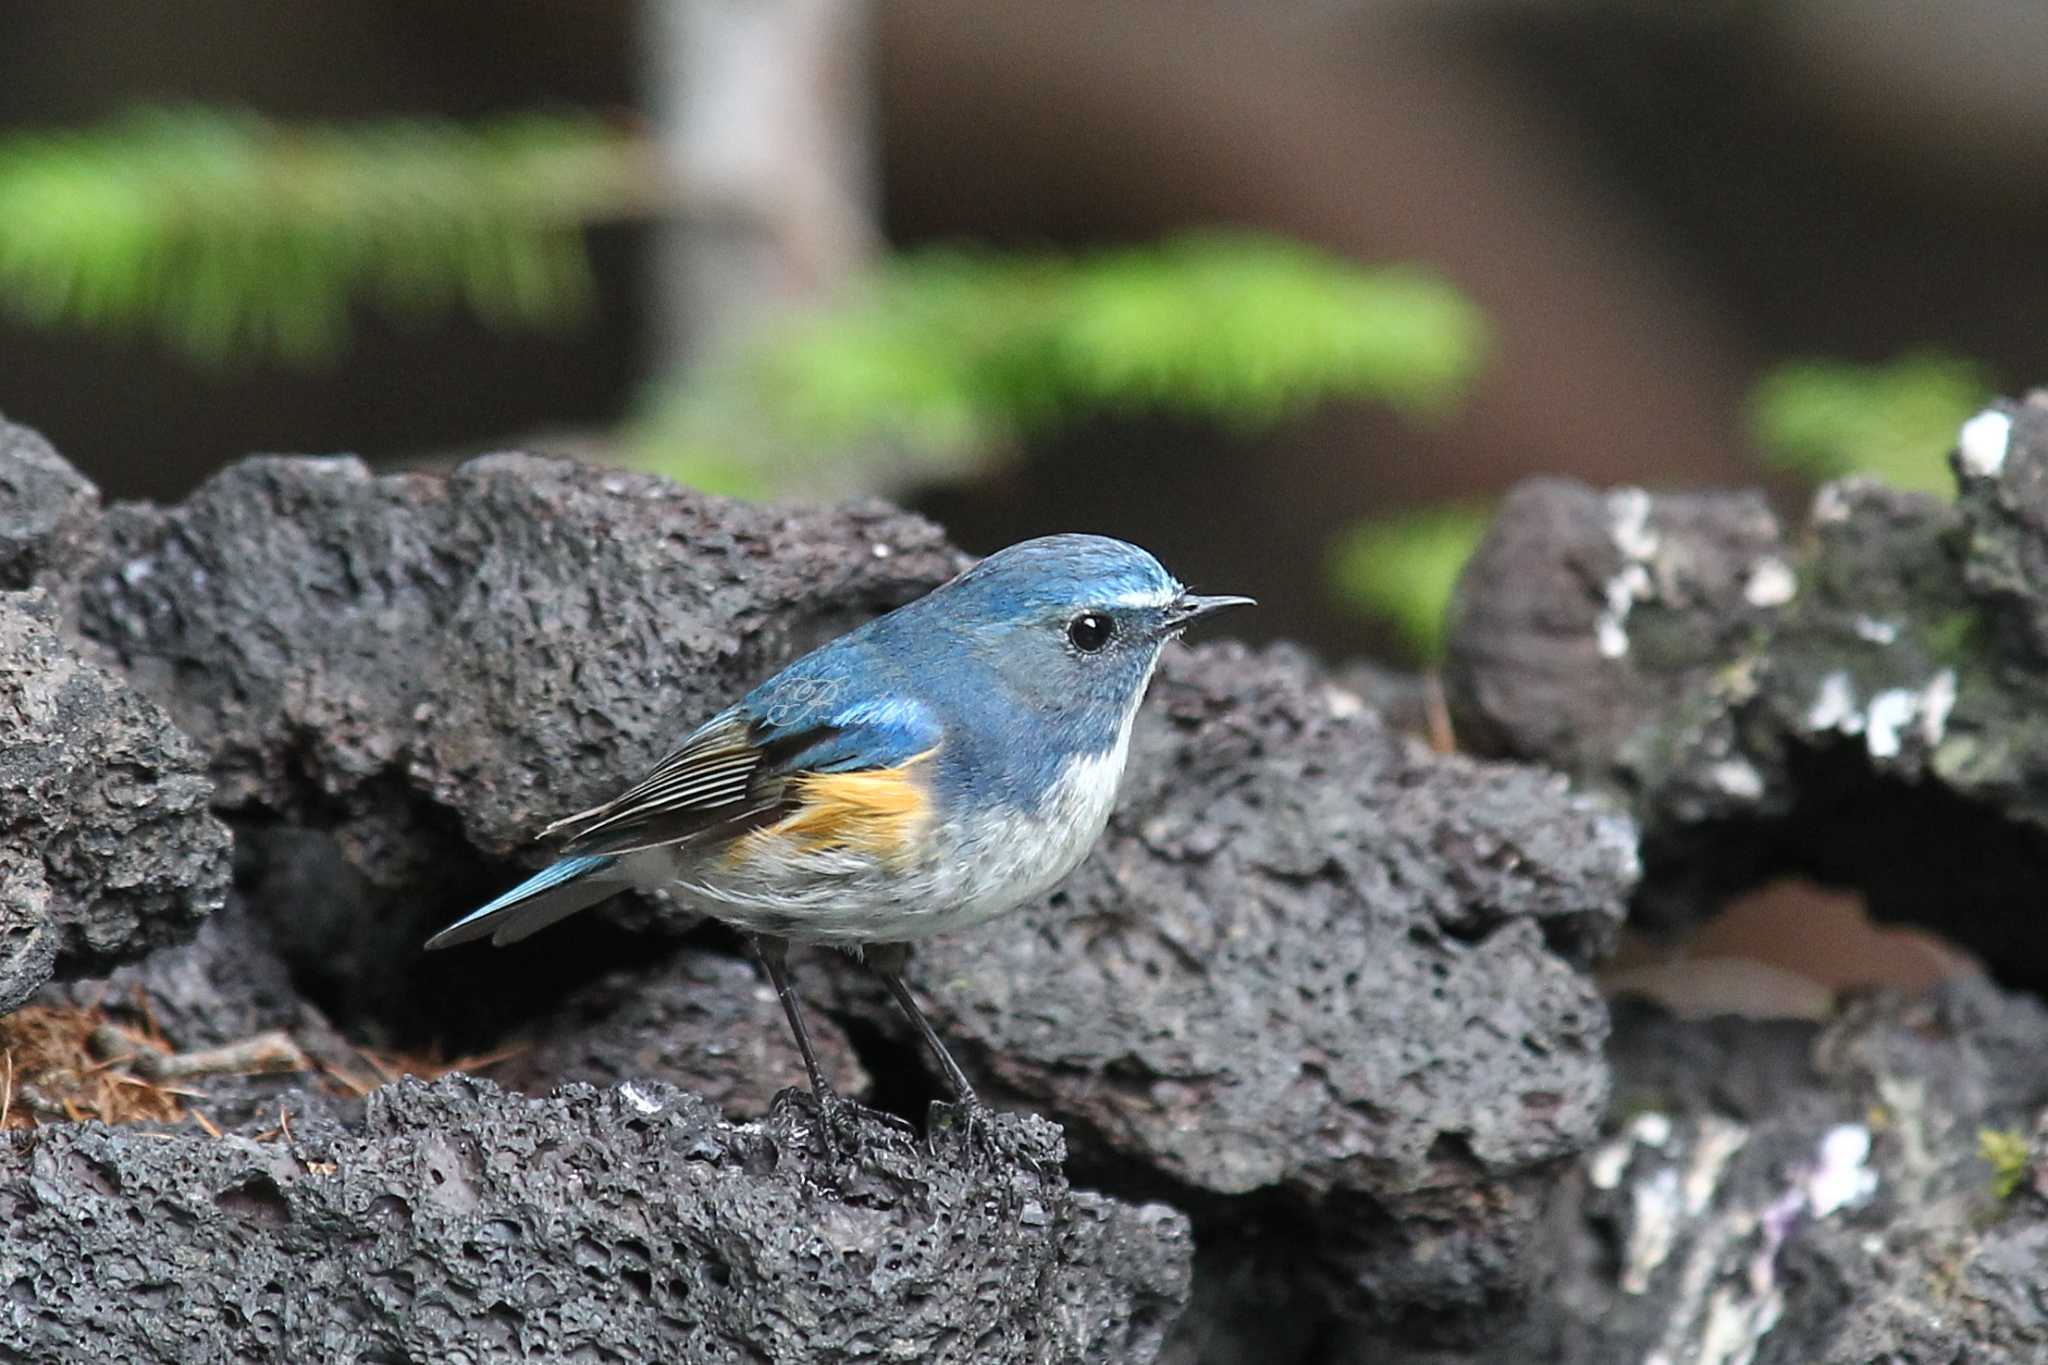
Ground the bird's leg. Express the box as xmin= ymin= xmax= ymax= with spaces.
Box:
xmin=752 ymin=934 xmax=834 ymax=1100
xmin=865 ymin=943 xmax=1017 ymax=1163
xmin=865 ymin=943 xmax=984 ymax=1110
xmin=752 ymin=934 xmax=912 ymax=1149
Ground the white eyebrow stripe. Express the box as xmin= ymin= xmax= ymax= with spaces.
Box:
xmin=1106 ymin=586 xmax=1178 ymax=609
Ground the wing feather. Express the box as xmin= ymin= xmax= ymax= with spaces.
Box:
xmin=543 ymin=689 xmax=942 ymax=859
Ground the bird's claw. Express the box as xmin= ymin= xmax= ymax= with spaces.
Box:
xmin=817 ymin=1089 xmax=918 ymax=1151
xmin=923 ymin=1097 xmax=1014 ymax=1166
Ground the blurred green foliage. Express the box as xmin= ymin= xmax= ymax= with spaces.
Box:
xmin=1327 ymin=504 xmax=1493 ymax=662
xmin=0 ymin=107 xmax=650 ymax=364
xmin=1979 ymin=1127 xmax=2031 ymax=1201
xmin=2 ymin=108 xmax=1498 ymax=654
xmin=1749 ymin=351 xmax=1993 ymax=495
xmin=629 ymin=232 xmax=1488 ymax=498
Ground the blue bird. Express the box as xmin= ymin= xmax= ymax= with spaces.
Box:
xmin=427 ymin=534 xmax=1251 ymax=1123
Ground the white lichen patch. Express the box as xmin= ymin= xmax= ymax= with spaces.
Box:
xmin=1743 ymin=558 xmax=1798 ymax=608
xmin=1598 ymin=562 xmax=1654 ymax=659
xmin=1707 ymin=759 xmax=1766 ymax=802
xmin=1865 ymin=688 xmax=1919 ymax=759
xmin=1595 ymin=488 xmax=1660 ymax=659
xmin=1637 ymin=1120 xmax=1869 ymax=1365
xmin=1595 ymin=1112 xmax=1744 ymax=1300
xmin=1806 ymin=672 xmax=1862 ymax=734
xmin=1811 ymin=671 xmax=1961 ymax=761
xmin=1957 ymin=408 xmax=2013 ymax=479
xmin=1611 ymin=486 xmax=1659 ymax=560
xmin=1921 ymin=669 xmax=1957 ymax=746
xmin=1623 ymin=1165 xmax=1684 ymax=1294
xmin=1322 ymin=686 xmax=1365 ymax=719
xmin=1683 ymin=1116 xmax=1750 ymax=1216
xmin=1696 ymin=1280 xmax=1784 ymax=1365
xmin=1590 ymin=1110 xmax=1674 ymax=1189
xmin=1811 ymin=482 xmax=1855 ymax=526
xmin=1806 ymin=1123 xmax=1878 ymax=1217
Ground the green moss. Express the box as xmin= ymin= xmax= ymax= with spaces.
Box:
xmin=1917 ymin=610 xmax=1989 ymax=672
xmin=1978 ymin=1127 xmax=2030 ymax=1201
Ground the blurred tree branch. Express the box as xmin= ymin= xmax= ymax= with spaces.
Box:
xmin=0 ymin=107 xmax=663 ymax=365
xmin=627 ymin=231 xmax=1489 ymax=499
xmin=643 ymin=0 xmax=878 ymax=369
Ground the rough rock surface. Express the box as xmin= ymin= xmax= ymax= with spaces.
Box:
xmin=0 ymin=1073 xmax=1193 ymax=1363
xmin=1445 ymin=395 xmax=2048 ymax=966
xmin=52 ymin=444 xmax=963 ymax=1023
xmin=494 ymin=949 xmax=873 ymax=1117
xmin=830 ymin=642 xmax=1638 ymax=1331
xmin=1315 ymin=978 xmax=2048 ymax=1364
xmin=0 ymin=588 xmax=229 ymax=1007
xmin=74 ymin=449 xmax=964 ymax=868
xmin=12 ymin=405 xmax=2048 ymax=1361
xmin=39 ymin=901 xmax=369 ymax=1133
xmin=0 ymin=419 xmax=1647 ymax=1340
xmin=0 ymin=418 xmax=100 ymax=602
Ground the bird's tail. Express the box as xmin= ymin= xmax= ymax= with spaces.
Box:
xmin=424 ymin=853 xmax=623 ymax=949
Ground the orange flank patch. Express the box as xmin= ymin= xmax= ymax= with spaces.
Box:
xmin=742 ymin=750 xmax=937 ymax=866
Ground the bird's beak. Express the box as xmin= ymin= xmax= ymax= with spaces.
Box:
xmin=1164 ymin=592 xmax=1256 ymax=632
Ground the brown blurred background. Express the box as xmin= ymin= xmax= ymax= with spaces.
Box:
xmin=5 ymin=1 xmax=2046 ymax=659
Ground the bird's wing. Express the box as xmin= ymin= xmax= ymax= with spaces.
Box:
xmin=544 ymin=683 xmax=943 ymax=859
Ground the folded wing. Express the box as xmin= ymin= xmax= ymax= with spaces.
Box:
xmin=544 ymin=680 xmax=943 ymax=860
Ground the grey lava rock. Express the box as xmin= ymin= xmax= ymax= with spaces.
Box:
xmin=73 ymin=450 xmax=963 ymax=872
xmin=0 ymin=418 xmax=100 ymax=602
xmin=52 ymin=444 xmax=962 ymax=1020
xmin=0 ymin=419 xmax=1647 ymax=1353
xmin=850 ymin=643 xmax=1638 ymax=1331
xmin=0 ymin=588 xmax=229 ymax=1006
xmin=1444 ymin=395 xmax=2048 ymax=962
xmin=0 ymin=1073 xmax=1193 ymax=1364
xmin=1329 ymin=978 xmax=2048 ymax=1364
xmin=494 ymin=949 xmax=873 ymax=1116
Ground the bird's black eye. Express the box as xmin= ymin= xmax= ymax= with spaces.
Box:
xmin=1067 ymin=612 xmax=1115 ymax=653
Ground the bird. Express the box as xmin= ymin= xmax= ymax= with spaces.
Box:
xmin=426 ymin=533 xmax=1251 ymax=1130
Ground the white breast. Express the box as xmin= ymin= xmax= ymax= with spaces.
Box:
xmin=928 ymin=740 xmax=1131 ymax=932
xmin=654 ymin=671 xmax=1153 ymax=946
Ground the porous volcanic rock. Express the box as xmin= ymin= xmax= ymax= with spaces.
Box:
xmin=1321 ymin=978 xmax=2048 ymax=1364
xmin=72 ymin=450 xmax=963 ymax=861
xmin=493 ymin=948 xmax=872 ymax=1116
xmin=1444 ymin=395 xmax=2048 ymax=972
xmin=0 ymin=417 xmax=100 ymax=601
xmin=832 ymin=642 xmax=1638 ymax=1334
xmin=0 ymin=588 xmax=229 ymax=1007
xmin=0 ymin=418 xmax=1647 ymax=1353
xmin=0 ymin=1073 xmax=1193 ymax=1363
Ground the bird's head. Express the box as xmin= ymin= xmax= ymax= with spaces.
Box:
xmin=930 ymin=534 xmax=1253 ymax=737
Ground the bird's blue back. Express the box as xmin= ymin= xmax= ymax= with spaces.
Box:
xmin=736 ymin=533 xmax=1181 ymax=817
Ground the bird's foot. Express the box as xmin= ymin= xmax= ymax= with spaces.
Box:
xmin=818 ymin=1088 xmax=918 ymax=1153
xmin=924 ymin=1096 xmax=1024 ymax=1169
xmin=770 ymin=1085 xmax=915 ymax=1155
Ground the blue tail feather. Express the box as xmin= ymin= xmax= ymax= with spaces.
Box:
xmin=425 ymin=853 xmax=623 ymax=950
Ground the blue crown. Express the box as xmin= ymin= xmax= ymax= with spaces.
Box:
xmin=936 ymin=534 xmax=1181 ymax=621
